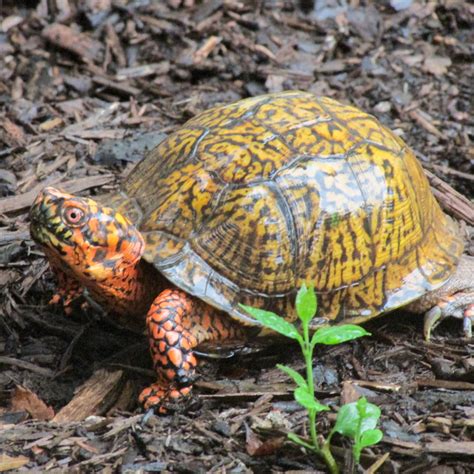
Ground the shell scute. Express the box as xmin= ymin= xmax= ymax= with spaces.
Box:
xmin=196 ymin=118 xmax=293 ymax=183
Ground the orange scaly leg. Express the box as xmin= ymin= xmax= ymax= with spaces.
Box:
xmin=48 ymin=263 xmax=84 ymax=315
xmin=139 ymin=289 xmax=244 ymax=412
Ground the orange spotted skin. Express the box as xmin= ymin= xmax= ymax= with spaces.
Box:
xmin=140 ymin=289 xmax=243 ymax=410
xmin=48 ymin=259 xmax=84 ymax=314
xmin=29 ymin=92 xmax=473 ymax=411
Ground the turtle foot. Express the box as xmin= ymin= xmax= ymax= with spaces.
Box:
xmin=139 ymin=383 xmax=192 ymax=414
xmin=424 ymin=291 xmax=474 ymax=340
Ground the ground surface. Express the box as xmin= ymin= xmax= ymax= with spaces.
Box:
xmin=0 ymin=1 xmax=473 ymax=472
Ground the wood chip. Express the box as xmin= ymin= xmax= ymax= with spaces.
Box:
xmin=92 ymin=75 xmax=141 ymax=97
xmin=105 ymin=23 xmax=126 ymax=67
xmin=193 ymin=36 xmax=222 ymax=63
xmin=425 ymin=441 xmax=474 ymax=456
xmin=42 ymin=24 xmax=103 ymax=62
xmin=0 ymin=356 xmax=54 ymax=378
xmin=116 ymin=62 xmax=170 ymax=80
xmin=408 ymin=109 xmax=446 ymax=139
xmin=10 ymin=386 xmax=54 ymax=421
xmin=199 ymin=391 xmax=291 ymax=401
xmin=366 ymin=452 xmax=390 ymax=474
xmin=53 ymin=369 xmax=124 ymax=422
xmin=103 ymin=415 xmax=143 ymax=438
xmin=253 ymin=44 xmax=278 ymax=62
xmin=423 ymin=56 xmax=452 ymax=76
xmin=0 ymin=454 xmax=30 ymax=472
xmin=416 ymin=378 xmax=474 ymax=391
xmin=0 ymin=229 xmax=30 ymax=243
xmin=1 ymin=117 xmax=26 ymax=147
xmin=0 ymin=174 xmax=114 ymax=214
xmin=425 ymin=169 xmax=474 ymax=225
xmin=349 ymin=379 xmax=402 ymax=392
xmin=38 ymin=117 xmax=63 ymax=131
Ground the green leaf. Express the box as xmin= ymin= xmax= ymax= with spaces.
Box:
xmin=287 ymin=432 xmax=314 ymax=450
xmin=239 ymin=305 xmax=302 ymax=342
xmin=360 ymin=403 xmax=381 ymax=433
xmin=333 ymin=402 xmax=359 ymax=438
xmin=277 ymin=364 xmax=308 ymax=390
xmin=335 ymin=398 xmax=382 ymax=439
xmin=294 ymin=387 xmax=329 ymax=413
xmin=296 ymin=284 xmax=317 ymax=325
xmin=311 ymin=324 xmax=371 ymax=346
xmin=355 ymin=398 xmax=381 ymax=433
xmin=360 ymin=429 xmax=383 ymax=449
xmin=356 ymin=396 xmax=367 ymax=415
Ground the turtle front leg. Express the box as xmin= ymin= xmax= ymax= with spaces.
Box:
xmin=48 ymin=262 xmax=84 ymax=315
xmin=424 ymin=291 xmax=474 ymax=340
xmin=140 ymin=289 xmax=244 ymax=412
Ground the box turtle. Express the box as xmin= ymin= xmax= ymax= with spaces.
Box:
xmin=30 ymin=91 xmax=474 ymax=411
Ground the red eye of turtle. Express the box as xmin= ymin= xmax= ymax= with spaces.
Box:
xmin=64 ymin=207 xmax=85 ymax=225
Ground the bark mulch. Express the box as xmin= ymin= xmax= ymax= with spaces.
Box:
xmin=0 ymin=1 xmax=473 ymax=472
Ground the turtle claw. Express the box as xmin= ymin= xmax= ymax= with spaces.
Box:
xmin=48 ymin=292 xmax=74 ymax=315
xmin=48 ymin=293 xmax=62 ymax=306
xmin=423 ymin=305 xmax=442 ymax=341
xmin=462 ymin=315 xmax=473 ymax=339
xmin=48 ymin=290 xmax=88 ymax=315
xmin=424 ymin=293 xmax=474 ymax=341
xmin=139 ymin=407 xmax=156 ymax=428
xmin=139 ymin=382 xmax=192 ymax=414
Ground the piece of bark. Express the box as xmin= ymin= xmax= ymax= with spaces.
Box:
xmin=10 ymin=386 xmax=54 ymax=421
xmin=425 ymin=169 xmax=474 ymax=225
xmin=0 ymin=454 xmax=30 ymax=472
xmin=107 ymin=379 xmax=135 ymax=414
xmin=61 ymin=102 xmax=120 ymax=136
xmin=408 ymin=109 xmax=446 ymax=139
xmin=116 ymin=62 xmax=170 ymax=80
xmin=0 ymin=174 xmax=114 ymax=214
xmin=105 ymin=23 xmax=127 ymax=68
xmin=92 ymin=75 xmax=141 ymax=97
xmin=429 ymin=164 xmax=474 ymax=182
xmin=53 ymin=369 xmax=124 ymax=422
xmin=193 ymin=36 xmax=222 ymax=63
xmin=1 ymin=118 xmax=26 ymax=147
xmin=425 ymin=441 xmax=474 ymax=456
xmin=416 ymin=378 xmax=474 ymax=391
xmin=0 ymin=229 xmax=30 ymax=243
xmin=42 ymin=24 xmax=103 ymax=63
xmin=0 ymin=357 xmax=54 ymax=378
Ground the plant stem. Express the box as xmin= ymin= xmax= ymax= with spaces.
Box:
xmin=301 ymin=325 xmax=339 ymax=474
xmin=321 ymin=438 xmax=339 ymax=474
xmin=302 ymin=324 xmax=318 ymax=449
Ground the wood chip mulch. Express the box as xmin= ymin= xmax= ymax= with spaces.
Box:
xmin=0 ymin=1 xmax=473 ymax=472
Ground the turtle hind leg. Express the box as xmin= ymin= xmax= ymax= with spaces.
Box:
xmin=140 ymin=288 xmax=244 ymax=413
xmin=405 ymin=255 xmax=474 ymax=340
xmin=424 ymin=291 xmax=474 ymax=340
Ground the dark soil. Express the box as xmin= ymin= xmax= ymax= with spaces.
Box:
xmin=0 ymin=1 xmax=473 ymax=472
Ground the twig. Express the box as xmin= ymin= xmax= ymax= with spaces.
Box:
xmin=0 ymin=356 xmax=55 ymax=377
xmin=425 ymin=169 xmax=474 ymax=225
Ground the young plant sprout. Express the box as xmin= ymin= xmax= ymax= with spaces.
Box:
xmin=241 ymin=284 xmax=383 ymax=474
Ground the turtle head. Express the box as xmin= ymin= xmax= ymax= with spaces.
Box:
xmin=30 ymin=187 xmax=144 ymax=283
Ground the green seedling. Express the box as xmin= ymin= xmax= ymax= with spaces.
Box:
xmin=241 ymin=284 xmax=383 ymax=473
xmin=330 ymin=396 xmax=383 ymax=464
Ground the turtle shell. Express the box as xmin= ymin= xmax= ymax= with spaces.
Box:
xmin=113 ymin=91 xmax=463 ymax=327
